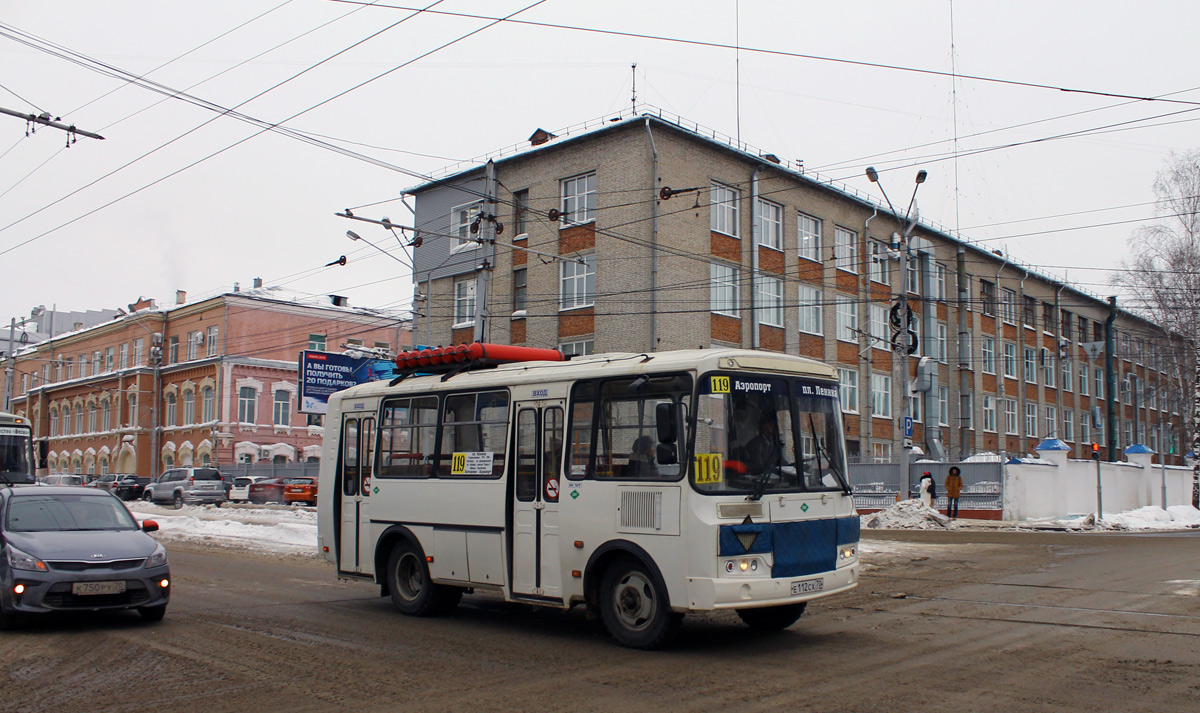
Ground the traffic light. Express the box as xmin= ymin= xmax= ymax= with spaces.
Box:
xmin=1091 ymin=442 xmax=1101 ymax=460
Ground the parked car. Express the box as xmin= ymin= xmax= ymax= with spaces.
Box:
xmin=143 ymin=467 xmax=228 ymax=509
xmin=283 ymin=476 xmax=318 ymax=506
xmin=39 ymin=474 xmax=84 ymax=487
xmin=247 ymin=477 xmax=286 ymax=505
xmin=229 ymin=476 xmax=268 ymax=502
xmin=113 ymin=475 xmax=151 ymax=502
xmin=92 ymin=473 xmax=138 ymax=496
xmin=0 ymin=486 xmax=170 ymax=629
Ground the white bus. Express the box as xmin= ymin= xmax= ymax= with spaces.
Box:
xmin=317 ymin=345 xmax=860 ymax=648
xmin=0 ymin=411 xmax=36 ymax=486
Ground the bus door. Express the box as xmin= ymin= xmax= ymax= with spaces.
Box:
xmin=511 ymin=400 xmax=565 ymax=600
xmin=338 ymin=415 xmax=376 ymax=575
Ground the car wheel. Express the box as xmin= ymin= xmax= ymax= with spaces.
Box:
xmin=172 ymin=492 xmax=183 ymax=510
xmin=735 ymin=602 xmax=807 ymax=631
xmin=598 ymin=556 xmax=681 ymax=649
xmin=386 ymin=541 xmax=461 ymax=617
xmin=143 ymin=491 xmax=153 ymax=502
xmin=138 ymin=605 xmax=167 ymax=622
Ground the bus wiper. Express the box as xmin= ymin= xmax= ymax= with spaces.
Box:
xmin=807 ymin=413 xmax=851 ymax=495
xmin=747 ymin=465 xmax=776 ymax=502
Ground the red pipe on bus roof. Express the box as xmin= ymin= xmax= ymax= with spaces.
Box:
xmin=392 ymin=343 xmax=564 ymax=369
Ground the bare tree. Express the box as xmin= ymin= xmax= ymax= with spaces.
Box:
xmin=1115 ymin=149 xmax=1200 ymax=506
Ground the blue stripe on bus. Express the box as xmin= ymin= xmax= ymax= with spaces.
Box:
xmin=719 ymin=515 xmax=860 ymax=578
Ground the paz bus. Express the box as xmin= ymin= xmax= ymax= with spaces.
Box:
xmin=0 ymin=412 xmax=36 ymax=486
xmin=316 ymin=344 xmax=860 ymax=648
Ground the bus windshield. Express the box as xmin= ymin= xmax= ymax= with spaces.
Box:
xmin=0 ymin=425 xmax=33 ymax=483
xmin=692 ymin=373 xmax=849 ymax=497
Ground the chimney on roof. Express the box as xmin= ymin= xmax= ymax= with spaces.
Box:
xmin=176 ymin=290 xmax=187 ymax=305
xmin=761 ymin=153 xmax=781 ymax=164
xmin=253 ymin=277 xmax=263 ymax=288
xmin=331 ymin=295 xmax=349 ymax=307
xmin=73 ymin=322 xmax=83 ymax=331
xmin=528 ymin=128 xmax=557 ymax=147
xmin=129 ymin=297 xmax=155 ymax=312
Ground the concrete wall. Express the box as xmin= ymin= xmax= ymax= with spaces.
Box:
xmin=1003 ymin=448 xmax=1193 ymax=520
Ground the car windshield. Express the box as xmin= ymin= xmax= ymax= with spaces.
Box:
xmin=693 ymin=373 xmax=849 ymax=497
xmin=192 ymin=472 xmax=221 ymax=480
xmin=6 ymin=494 xmax=138 ymax=532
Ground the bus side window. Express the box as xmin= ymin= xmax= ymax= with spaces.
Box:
xmin=341 ymin=418 xmax=359 ymax=496
xmin=361 ymin=417 xmax=376 ymax=488
xmin=378 ymin=396 xmax=437 ymax=478
xmin=437 ymin=390 xmax=509 ymax=478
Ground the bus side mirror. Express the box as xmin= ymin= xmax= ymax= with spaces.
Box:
xmin=656 ymin=443 xmax=678 ymax=466
xmin=655 ymin=402 xmax=676 ymax=445
xmin=37 ymin=441 xmax=48 ymax=469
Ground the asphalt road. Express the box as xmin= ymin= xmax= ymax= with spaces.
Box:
xmin=2 ymin=529 xmax=1198 ymax=713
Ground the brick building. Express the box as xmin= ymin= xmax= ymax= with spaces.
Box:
xmin=407 ymin=108 xmax=1188 ymax=464
xmin=1 ymin=285 xmax=408 ymax=478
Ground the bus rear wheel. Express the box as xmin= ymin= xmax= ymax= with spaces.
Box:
xmin=386 ymin=542 xmax=461 ymax=617
xmin=736 ymin=602 xmax=807 ymax=631
xmin=598 ymin=556 xmax=681 ymax=649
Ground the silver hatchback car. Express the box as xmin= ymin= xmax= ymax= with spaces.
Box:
xmin=0 ymin=486 xmax=170 ymax=628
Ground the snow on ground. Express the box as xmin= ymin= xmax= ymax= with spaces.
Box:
xmin=862 ymin=499 xmax=957 ymax=530
xmin=126 ymin=501 xmax=319 ymax=557
xmin=1028 ymin=505 xmax=1200 ymax=532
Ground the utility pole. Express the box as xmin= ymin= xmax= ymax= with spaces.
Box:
xmin=473 ymin=160 xmax=497 ymax=343
xmin=867 ymin=167 xmax=927 ymax=496
xmin=1105 ymin=297 xmax=1117 ymax=461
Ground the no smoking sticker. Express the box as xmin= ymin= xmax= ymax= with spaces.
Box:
xmin=545 ymin=478 xmax=559 ymax=500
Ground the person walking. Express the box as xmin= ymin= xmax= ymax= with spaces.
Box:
xmin=919 ymin=471 xmax=936 ymax=508
xmin=945 ymin=466 xmax=964 ymax=519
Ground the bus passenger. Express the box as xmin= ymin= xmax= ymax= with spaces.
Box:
xmin=624 ymin=435 xmax=657 ymax=479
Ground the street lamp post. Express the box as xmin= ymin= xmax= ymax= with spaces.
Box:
xmin=867 ymin=166 xmax=927 ymax=499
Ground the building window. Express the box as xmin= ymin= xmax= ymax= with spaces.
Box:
xmin=119 ymin=343 xmax=128 ymax=370
xmin=1063 ymin=409 xmax=1074 ymax=442
xmin=1024 ymin=348 xmax=1037 ymax=384
xmin=74 ymin=406 xmax=83 ymax=434
xmin=933 ymin=264 xmax=947 ymax=301
xmin=1002 ymin=342 xmax=1017 ymax=378
xmin=871 ymin=373 xmax=891 ymax=418
xmin=559 ymin=340 xmax=594 ymax=357
xmin=981 ymin=337 xmax=995 ymax=374
xmin=1023 ymin=296 xmax=1037 ymax=327
xmin=938 ymin=386 xmax=949 ymax=426
xmin=164 ymin=393 xmax=176 ymax=428
xmin=274 ymin=390 xmax=290 ymax=427
xmin=202 ymin=386 xmax=214 ymax=422
xmin=1043 ymin=302 xmax=1055 ymax=331
xmin=451 ymin=200 xmax=482 ymax=248
xmin=133 ymin=339 xmax=143 ymax=365
xmin=454 ymin=278 xmax=476 ymax=326
xmin=982 ymin=396 xmax=997 ymax=432
xmin=755 ymin=198 xmax=783 ymax=250
xmin=757 ymin=276 xmax=783 ymax=327
xmin=1079 ymin=363 xmax=1089 ymax=396
xmin=1081 ymin=410 xmax=1091 ymax=443
xmin=1061 ymin=309 xmax=1072 ymax=337
xmin=182 ymin=390 xmax=194 ymax=425
xmin=102 ymin=401 xmax=111 ymax=431
xmin=1042 ymin=349 xmax=1055 ymax=387
xmin=798 ymin=285 xmax=822 ymax=335
xmin=1045 ymin=406 xmax=1058 ymax=438
xmin=1094 ymin=368 xmax=1103 ymax=399
xmin=50 ymin=409 xmax=58 ymax=437
xmin=561 ymin=172 xmax=596 ymax=226
xmin=838 ymin=369 xmax=858 ymax=413
xmin=980 ymin=280 xmax=996 ymax=316
xmin=1077 ymin=315 xmax=1088 ymax=343
xmin=869 ymin=304 xmax=889 ymax=349
xmin=1004 ymin=399 xmax=1018 ymax=435
xmin=238 ymin=387 xmax=256 ymax=423
xmin=207 ymin=326 xmax=219 ymax=356
xmin=513 ymin=189 xmax=530 ymax=236
xmin=906 ymin=259 xmax=919 ymax=294
xmin=128 ymin=395 xmax=137 ymax=428
xmin=833 ymin=226 xmax=858 ymax=273
xmin=836 ymin=299 xmax=858 ymax=343
xmin=92 ymin=351 xmax=101 ymax=376
xmin=910 ymin=392 xmax=922 ymax=423
xmin=1061 ymin=358 xmax=1072 ymax=391
xmin=710 ymin=263 xmax=739 ymax=317
xmin=167 ymin=339 xmax=178 ymax=364
xmin=869 ymin=242 xmax=891 ymax=285
xmin=871 ymin=441 xmax=892 ymax=464
xmin=1025 ymin=402 xmax=1037 ymax=436
xmin=308 ymin=334 xmax=326 ymax=351
xmin=513 ymin=268 xmax=527 ymax=312
xmin=560 ymin=254 xmax=595 ymax=310
xmin=710 ymin=183 xmax=739 ymax=237
xmin=797 ymin=213 xmax=822 ymax=262
xmin=1000 ymin=288 xmax=1016 ymax=323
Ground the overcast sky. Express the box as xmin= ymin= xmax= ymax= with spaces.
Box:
xmin=1 ymin=0 xmax=1195 ymax=330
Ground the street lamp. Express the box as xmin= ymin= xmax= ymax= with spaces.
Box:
xmin=866 ymin=166 xmax=928 ymax=500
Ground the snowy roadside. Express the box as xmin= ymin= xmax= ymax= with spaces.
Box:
xmin=126 ymin=501 xmax=319 ymax=558
xmin=862 ymin=498 xmax=1200 ymax=532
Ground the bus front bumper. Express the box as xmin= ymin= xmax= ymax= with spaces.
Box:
xmin=685 ymin=563 xmax=859 ymax=611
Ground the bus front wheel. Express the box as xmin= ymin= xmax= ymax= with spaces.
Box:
xmin=736 ymin=602 xmax=807 ymax=631
xmin=598 ymin=556 xmax=681 ymax=649
xmin=385 ymin=542 xmax=461 ymax=617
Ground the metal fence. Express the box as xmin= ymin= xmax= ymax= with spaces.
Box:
xmin=220 ymin=462 xmax=320 ymax=480
xmin=847 ymin=461 xmax=1004 ymax=511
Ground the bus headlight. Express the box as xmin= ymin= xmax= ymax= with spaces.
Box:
xmin=838 ymin=544 xmax=858 ymax=563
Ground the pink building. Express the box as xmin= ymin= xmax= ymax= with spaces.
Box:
xmin=1 ymin=286 xmax=408 ymax=478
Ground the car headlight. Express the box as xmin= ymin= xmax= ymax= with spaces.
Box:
xmin=7 ymin=545 xmax=48 ymax=572
xmin=838 ymin=544 xmax=858 ymax=563
xmin=145 ymin=544 xmax=168 ymax=569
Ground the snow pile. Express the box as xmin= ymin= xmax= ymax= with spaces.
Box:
xmin=862 ymin=499 xmax=957 ymax=530
xmin=127 ymin=501 xmax=319 ymax=556
xmin=1072 ymin=505 xmax=1200 ymax=531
